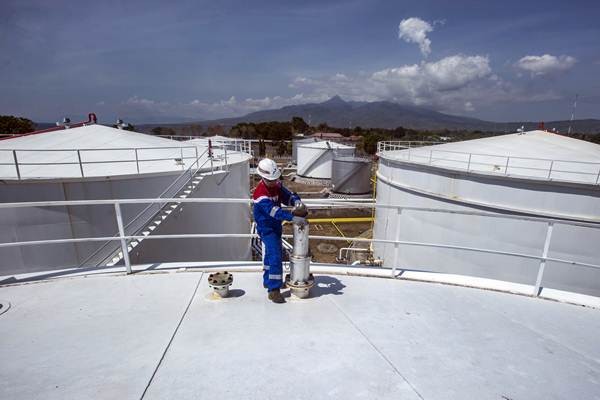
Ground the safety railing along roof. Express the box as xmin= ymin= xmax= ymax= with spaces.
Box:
xmin=0 ymin=139 xmax=252 ymax=180
xmin=0 ymin=197 xmax=598 ymax=298
xmin=377 ymin=141 xmax=600 ymax=185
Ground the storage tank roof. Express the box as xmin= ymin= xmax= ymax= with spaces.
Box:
xmin=0 ymin=125 xmax=248 ymax=180
xmin=0 ymin=124 xmax=176 ymax=150
xmin=300 ymin=140 xmax=354 ymax=149
xmin=1 ymin=267 xmax=599 ymax=399
xmin=420 ymin=130 xmax=600 ymax=162
xmin=382 ymin=131 xmax=600 ymax=184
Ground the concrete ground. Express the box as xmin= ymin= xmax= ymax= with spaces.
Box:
xmin=0 ymin=271 xmax=599 ymax=400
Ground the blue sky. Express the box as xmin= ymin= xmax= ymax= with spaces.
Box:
xmin=1 ymin=0 xmax=599 ymax=124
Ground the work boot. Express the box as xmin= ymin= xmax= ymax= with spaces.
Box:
xmin=268 ymin=289 xmax=285 ymax=304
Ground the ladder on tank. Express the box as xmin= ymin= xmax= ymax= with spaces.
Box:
xmin=80 ymin=147 xmax=229 ymax=268
xmin=105 ymin=168 xmax=229 ymax=266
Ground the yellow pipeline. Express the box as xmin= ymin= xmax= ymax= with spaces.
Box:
xmin=306 ymin=217 xmax=373 ymax=224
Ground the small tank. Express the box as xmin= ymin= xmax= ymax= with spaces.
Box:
xmin=292 ymin=137 xmax=317 ymax=164
xmin=331 ymin=156 xmax=372 ymax=194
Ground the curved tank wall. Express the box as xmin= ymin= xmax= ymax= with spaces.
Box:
xmin=292 ymin=137 xmax=318 ymax=164
xmin=331 ymin=157 xmax=372 ymax=194
xmin=373 ymin=154 xmax=600 ymax=297
xmin=0 ymin=157 xmax=251 ymax=277
xmin=297 ymin=141 xmax=355 ymax=179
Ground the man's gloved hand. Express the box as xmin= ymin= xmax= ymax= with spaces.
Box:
xmin=292 ymin=216 xmax=308 ymax=226
xmin=292 ymin=201 xmax=308 ymax=217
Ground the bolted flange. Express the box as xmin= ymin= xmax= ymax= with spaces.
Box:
xmin=208 ymin=271 xmax=233 ymax=298
xmin=285 ymin=273 xmax=315 ymax=299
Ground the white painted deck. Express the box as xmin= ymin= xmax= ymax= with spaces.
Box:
xmin=1 ymin=271 xmax=599 ymax=400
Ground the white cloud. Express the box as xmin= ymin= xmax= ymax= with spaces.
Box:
xmin=515 ymin=54 xmax=577 ymax=76
xmin=398 ymin=17 xmax=434 ymax=57
xmin=120 ymin=55 xmax=562 ymax=120
xmin=370 ymin=55 xmax=492 ymax=105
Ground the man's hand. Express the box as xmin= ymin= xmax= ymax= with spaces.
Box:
xmin=292 ymin=216 xmax=308 ymax=226
xmin=292 ymin=201 xmax=308 ymax=217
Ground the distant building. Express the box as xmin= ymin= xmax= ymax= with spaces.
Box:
xmin=308 ymin=132 xmax=344 ymax=139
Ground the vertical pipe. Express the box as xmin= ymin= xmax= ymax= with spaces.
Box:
xmin=135 ymin=148 xmax=140 ymax=174
xmin=114 ymin=203 xmax=132 ymax=274
xmin=505 ymin=156 xmax=510 ymax=175
xmin=429 ymin=150 xmax=433 ymax=165
xmin=180 ymin=147 xmax=184 ymax=170
xmin=392 ymin=207 xmax=402 ymax=278
xmin=77 ymin=150 xmax=84 ymax=177
xmin=466 ymin=153 xmax=472 ymax=172
xmin=533 ymin=222 xmax=554 ymax=296
xmin=596 ymin=167 xmax=600 ymax=184
xmin=12 ymin=150 xmax=21 ymax=180
xmin=547 ymin=160 xmax=554 ymax=179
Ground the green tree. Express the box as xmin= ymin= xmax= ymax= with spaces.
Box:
xmin=0 ymin=115 xmax=35 ymax=135
xmin=150 ymin=126 xmax=176 ymax=136
xmin=291 ymin=116 xmax=309 ymax=133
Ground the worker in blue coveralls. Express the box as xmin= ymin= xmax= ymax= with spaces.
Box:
xmin=253 ymin=158 xmax=308 ymax=304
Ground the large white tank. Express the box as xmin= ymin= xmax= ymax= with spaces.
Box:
xmin=0 ymin=124 xmax=252 ymax=275
xmin=331 ymin=156 xmax=372 ymax=194
xmin=297 ymin=141 xmax=354 ymax=179
xmin=373 ymin=131 xmax=600 ymax=297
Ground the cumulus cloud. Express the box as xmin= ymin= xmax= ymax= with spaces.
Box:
xmin=121 ymin=55 xmax=561 ymax=120
xmin=515 ymin=54 xmax=577 ymax=76
xmin=398 ymin=17 xmax=434 ymax=57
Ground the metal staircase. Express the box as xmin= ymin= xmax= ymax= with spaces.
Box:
xmin=80 ymin=146 xmax=231 ymax=268
xmin=106 ymin=168 xmax=229 ymax=266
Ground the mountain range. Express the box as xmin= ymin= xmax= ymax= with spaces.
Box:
xmin=142 ymin=96 xmax=600 ymax=134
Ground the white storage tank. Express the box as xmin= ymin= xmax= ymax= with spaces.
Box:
xmin=292 ymin=137 xmax=318 ymax=164
xmin=297 ymin=141 xmax=354 ymax=179
xmin=331 ymin=156 xmax=372 ymax=194
xmin=0 ymin=124 xmax=252 ymax=275
xmin=373 ymin=131 xmax=600 ymax=297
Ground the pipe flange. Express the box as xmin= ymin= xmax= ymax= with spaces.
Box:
xmin=285 ymin=273 xmax=315 ymax=299
xmin=208 ymin=271 xmax=233 ymax=298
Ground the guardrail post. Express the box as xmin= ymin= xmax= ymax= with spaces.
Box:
xmin=533 ymin=221 xmax=554 ymax=296
xmin=467 ymin=154 xmax=472 ymax=171
xmin=547 ymin=160 xmax=554 ymax=179
xmin=12 ymin=150 xmax=21 ymax=180
xmin=114 ymin=203 xmax=132 ymax=274
xmin=77 ymin=150 xmax=84 ymax=177
xmin=392 ymin=207 xmax=402 ymax=278
xmin=134 ymin=148 xmax=140 ymax=174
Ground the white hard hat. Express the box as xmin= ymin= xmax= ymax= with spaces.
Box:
xmin=257 ymin=158 xmax=281 ymax=180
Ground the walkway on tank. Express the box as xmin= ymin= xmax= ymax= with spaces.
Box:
xmin=1 ymin=271 xmax=599 ymax=400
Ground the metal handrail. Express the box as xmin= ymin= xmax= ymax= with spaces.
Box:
xmin=0 ymin=140 xmax=253 ymax=180
xmin=377 ymin=141 xmax=600 ymax=184
xmin=1 ymin=198 xmax=599 ymax=299
xmin=0 ymin=145 xmax=199 ymax=180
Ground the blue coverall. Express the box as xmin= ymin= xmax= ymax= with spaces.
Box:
xmin=252 ymin=180 xmax=300 ymax=291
